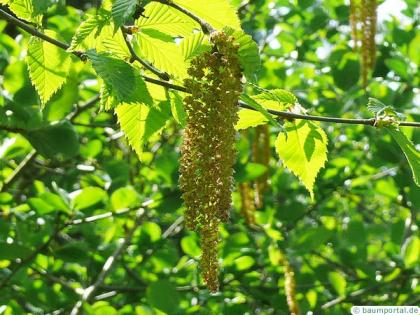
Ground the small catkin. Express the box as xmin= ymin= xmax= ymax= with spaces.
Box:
xmin=349 ymin=0 xmax=359 ymax=50
xmin=283 ymin=257 xmax=300 ymax=315
xmin=179 ymin=31 xmax=243 ymax=292
xmin=252 ymin=125 xmax=270 ymax=208
xmin=360 ymin=0 xmax=377 ymax=87
xmin=239 ymin=182 xmax=256 ymax=225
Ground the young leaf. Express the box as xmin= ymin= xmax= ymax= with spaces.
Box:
xmin=275 ymin=120 xmax=328 ymax=199
xmin=8 ymin=0 xmax=42 ymax=24
xmin=68 ymin=13 xmax=110 ymax=52
xmin=134 ymin=32 xmax=187 ymax=78
xmin=112 ymin=0 xmax=138 ymax=29
xmin=136 ymin=2 xmax=198 ymax=37
xmin=170 ymin=91 xmax=186 ymax=126
xmin=87 ymin=51 xmax=152 ymax=106
xmin=223 ymin=27 xmax=260 ymax=81
xmin=115 ymin=101 xmax=171 ymax=159
xmin=26 ymin=30 xmax=71 ymax=106
xmin=172 ymin=0 xmax=240 ymax=30
xmin=236 ymin=90 xmax=296 ymax=130
xmin=180 ymin=32 xmax=211 ymax=61
xmin=386 ymin=126 xmax=420 ymax=186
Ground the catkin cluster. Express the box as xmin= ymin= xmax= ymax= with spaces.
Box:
xmin=179 ymin=31 xmax=243 ymax=292
xmin=350 ymin=0 xmax=377 ymax=87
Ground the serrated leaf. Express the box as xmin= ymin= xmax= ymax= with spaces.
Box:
xmin=115 ymin=101 xmax=171 ymax=159
xmin=136 ymin=2 xmax=198 ymax=37
xmin=134 ymin=32 xmax=187 ymax=78
xmin=68 ymin=13 xmax=110 ymax=52
xmin=235 ymin=109 xmax=268 ymax=130
xmin=386 ymin=126 xmax=420 ymax=187
xmin=172 ymin=0 xmax=240 ymax=30
xmin=223 ymin=27 xmax=260 ymax=81
xmin=275 ymin=120 xmax=328 ymax=199
xmin=236 ymin=90 xmax=296 ymax=130
xmin=26 ymin=30 xmax=71 ymax=106
xmin=8 ymin=0 xmax=42 ymax=24
xmin=112 ymin=0 xmax=138 ymax=29
xmin=170 ymin=91 xmax=186 ymax=126
xmin=180 ymin=32 xmax=211 ymax=61
xmin=87 ymin=51 xmax=152 ymax=106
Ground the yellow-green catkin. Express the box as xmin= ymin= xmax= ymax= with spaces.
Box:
xmin=239 ymin=182 xmax=256 ymax=225
xmin=179 ymin=31 xmax=243 ymax=292
xmin=352 ymin=0 xmax=377 ymax=87
xmin=282 ymin=255 xmax=300 ymax=315
xmin=252 ymin=125 xmax=270 ymax=208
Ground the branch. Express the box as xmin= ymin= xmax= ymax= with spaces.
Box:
xmin=152 ymin=0 xmax=215 ymax=34
xmin=69 ymin=209 xmax=145 ymax=315
xmin=0 ymin=9 xmax=84 ymax=58
xmin=121 ymin=28 xmax=170 ymax=81
xmin=1 ymin=8 xmax=419 ymax=128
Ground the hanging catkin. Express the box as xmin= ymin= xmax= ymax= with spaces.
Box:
xmin=351 ymin=0 xmax=377 ymax=87
xmin=252 ymin=125 xmax=270 ymax=208
xmin=239 ymin=182 xmax=256 ymax=225
xmin=179 ymin=31 xmax=243 ymax=292
xmin=284 ymin=257 xmax=300 ymax=315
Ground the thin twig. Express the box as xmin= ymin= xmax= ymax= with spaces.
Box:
xmin=121 ymin=28 xmax=170 ymax=81
xmin=0 ymin=9 xmax=83 ymax=58
xmin=69 ymin=209 xmax=145 ymax=315
xmin=0 ymin=149 xmax=36 ymax=193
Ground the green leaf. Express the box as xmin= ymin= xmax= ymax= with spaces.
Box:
xmin=180 ymin=32 xmax=211 ymax=61
xmin=0 ymin=242 xmax=31 ymax=260
xmin=8 ymin=0 xmax=42 ymax=24
xmin=181 ymin=234 xmax=201 ymax=257
xmin=87 ymin=51 xmax=152 ymax=106
xmin=26 ymin=30 xmax=71 ymax=106
xmin=237 ymin=90 xmax=296 ymax=130
xmin=110 ymin=186 xmax=139 ymax=210
xmin=112 ymin=0 xmax=138 ymax=29
xmin=134 ymin=32 xmax=187 ymax=78
xmin=223 ymin=27 xmax=260 ymax=81
xmin=235 ymin=162 xmax=268 ymax=182
xmin=402 ymin=236 xmax=419 ymax=268
xmin=146 ymin=280 xmax=181 ymax=314
xmin=386 ymin=126 xmax=420 ymax=186
xmin=72 ymin=187 xmax=107 ymax=211
xmin=240 ymin=94 xmax=278 ymax=126
xmin=275 ymin=120 xmax=328 ymax=199
xmin=328 ymin=272 xmax=346 ymax=297
xmin=136 ymin=2 xmax=198 ymax=37
xmin=24 ymin=121 xmax=80 ymax=159
xmin=68 ymin=13 xmax=110 ymax=52
xmin=115 ymin=101 xmax=171 ymax=159
xmin=169 ymin=91 xmax=186 ymax=126
xmin=172 ymin=0 xmax=240 ymax=30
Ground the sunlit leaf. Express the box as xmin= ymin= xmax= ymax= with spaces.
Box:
xmin=26 ymin=30 xmax=71 ymax=106
xmin=275 ymin=120 xmax=328 ymax=199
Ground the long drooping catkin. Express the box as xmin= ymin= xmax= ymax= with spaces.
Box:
xmin=252 ymin=125 xmax=270 ymax=208
xmin=179 ymin=31 xmax=243 ymax=292
xmin=352 ymin=0 xmax=377 ymax=87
